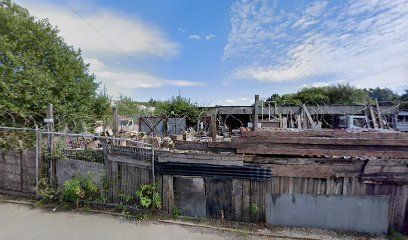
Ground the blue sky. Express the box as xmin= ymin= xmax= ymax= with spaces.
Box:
xmin=15 ymin=0 xmax=408 ymax=105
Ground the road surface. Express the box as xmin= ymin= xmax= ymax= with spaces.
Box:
xmin=0 ymin=203 xmax=267 ymax=240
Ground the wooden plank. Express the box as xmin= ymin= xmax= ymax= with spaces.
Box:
xmin=168 ymin=175 xmax=174 ymax=213
xmin=342 ymin=177 xmax=351 ymax=195
xmin=271 ymin=177 xmax=280 ymax=194
xmin=237 ymin=144 xmax=408 ymax=159
xmin=301 ymin=178 xmax=308 ymax=193
xmin=239 ymin=136 xmax=408 ymax=147
xmin=293 ymin=177 xmax=302 ymax=194
xmin=267 ymin=164 xmax=336 ymax=178
xmin=335 ymin=178 xmax=343 ymax=195
xmin=288 ymin=177 xmax=294 ymax=194
xmin=232 ymin=179 xmax=243 ymax=221
xmin=162 ymin=175 xmax=170 ymax=213
xmin=242 ymin=130 xmax=408 ymax=139
xmin=250 ymin=181 xmax=260 ymax=223
xmin=242 ymin=180 xmax=250 ymax=221
xmin=205 ymin=178 xmax=233 ymax=220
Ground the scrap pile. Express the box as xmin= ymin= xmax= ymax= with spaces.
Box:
xmin=196 ymin=130 xmax=408 ymax=185
xmin=219 ymin=130 xmax=408 ymax=159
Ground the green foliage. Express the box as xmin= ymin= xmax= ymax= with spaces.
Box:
xmin=367 ymin=87 xmax=400 ymax=102
xmin=387 ymin=230 xmax=407 ymax=240
xmin=135 ymin=183 xmax=162 ymax=209
xmin=250 ymin=203 xmax=259 ymax=215
xmin=62 ymin=175 xmax=99 ymax=205
xmin=0 ymin=1 xmax=111 ymax=130
xmin=0 ymin=131 xmax=35 ymax=150
xmin=267 ymin=84 xmax=368 ymax=105
xmin=116 ymin=96 xmax=152 ymax=116
xmin=37 ymin=177 xmax=60 ymax=204
xmin=118 ymin=192 xmax=135 ymax=205
xmin=172 ymin=207 xmax=182 ymax=217
xmin=154 ymin=96 xmax=201 ymax=125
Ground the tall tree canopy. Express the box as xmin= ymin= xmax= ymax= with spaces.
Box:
xmin=367 ymin=87 xmax=400 ymax=102
xmin=0 ymin=1 xmax=110 ymax=131
xmin=267 ymin=84 xmax=368 ymax=106
xmin=155 ymin=96 xmax=201 ymax=125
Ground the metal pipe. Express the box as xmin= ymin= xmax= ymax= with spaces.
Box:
xmin=0 ymin=126 xmax=37 ymax=131
xmin=39 ymin=132 xmax=150 ymax=146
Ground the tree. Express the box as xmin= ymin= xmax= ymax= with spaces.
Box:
xmin=367 ymin=87 xmax=400 ymax=102
xmin=400 ymin=88 xmax=408 ymax=110
xmin=0 ymin=1 xmax=111 ymax=131
xmin=115 ymin=96 xmax=152 ymax=116
xmin=154 ymin=96 xmax=200 ymax=125
xmin=267 ymin=84 xmax=368 ymax=106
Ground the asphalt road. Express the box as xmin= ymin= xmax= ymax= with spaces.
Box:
xmin=0 ymin=203 xmax=267 ymax=240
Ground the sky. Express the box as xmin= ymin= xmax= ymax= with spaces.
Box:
xmin=15 ymin=0 xmax=408 ymax=106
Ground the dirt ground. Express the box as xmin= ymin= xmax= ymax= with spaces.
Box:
xmin=0 ymin=202 xmax=386 ymax=240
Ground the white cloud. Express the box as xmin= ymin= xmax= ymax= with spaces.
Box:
xmin=205 ymin=34 xmax=216 ymax=41
xmin=292 ymin=1 xmax=328 ymax=28
xmin=86 ymin=58 xmax=205 ymax=96
xmin=188 ymin=34 xmax=201 ymax=40
xmin=14 ymin=0 xmax=206 ymax=95
xmin=217 ymin=97 xmax=252 ymax=106
xmin=17 ymin=1 xmax=179 ymax=58
xmin=177 ymin=27 xmax=186 ymax=33
xmin=224 ymin=0 xmax=408 ymax=91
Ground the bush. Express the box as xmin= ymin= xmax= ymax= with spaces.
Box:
xmin=62 ymin=175 xmax=99 ymax=206
xmin=136 ymin=183 xmax=162 ymax=209
xmin=37 ymin=177 xmax=60 ymax=204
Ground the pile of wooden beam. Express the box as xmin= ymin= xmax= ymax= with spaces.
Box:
xmin=209 ymin=130 xmax=408 ymax=159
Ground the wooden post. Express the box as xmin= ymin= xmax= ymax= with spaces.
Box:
xmin=112 ymin=106 xmax=118 ymax=136
xmin=253 ymin=95 xmax=259 ymax=131
xmin=211 ymin=113 xmax=217 ymax=142
xmin=369 ymin=105 xmax=378 ymax=129
xmin=45 ymin=104 xmax=55 ymax=184
xmin=296 ymin=114 xmax=301 ymax=129
xmin=375 ymin=98 xmax=384 ymax=129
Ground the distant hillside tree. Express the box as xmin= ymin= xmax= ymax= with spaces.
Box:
xmin=367 ymin=87 xmax=400 ymax=102
xmin=267 ymin=84 xmax=368 ymax=106
xmin=154 ymin=96 xmax=201 ymax=125
xmin=0 ymin=1 xmax=111 ymax=131
xmin=116 ymin=96 xmax=153 ymax=116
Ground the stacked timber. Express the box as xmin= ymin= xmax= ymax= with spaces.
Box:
xmin=206 ymin=130 xmax=408 ymax=185
xmin=209 ymin=130 xmax=408 ymax=159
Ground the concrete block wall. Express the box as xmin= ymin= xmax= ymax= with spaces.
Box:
xmin=56 ymin=159 xmax=105 ymax=186
xmin=0 ymin=149 xmax=36 ymax=194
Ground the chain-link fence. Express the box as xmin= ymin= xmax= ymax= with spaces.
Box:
xmin=0 ymin=124 xmax=155 ymax=211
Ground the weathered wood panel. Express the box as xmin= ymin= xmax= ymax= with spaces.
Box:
xmin=243 ymin=130 xmax=408 ymax=139
xmin=205 ymin=178 xmax=234 ymax=220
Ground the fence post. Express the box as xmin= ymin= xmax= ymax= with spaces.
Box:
xmin=45 ymin=104 xmax=55 ymax=185
xmin=151 ymin=146 xmax=155 ymax=184
xmin=112 ymin=107 xmax=118 ymax=136
xmin=35 ymin=125 xmax=39 ymax=197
